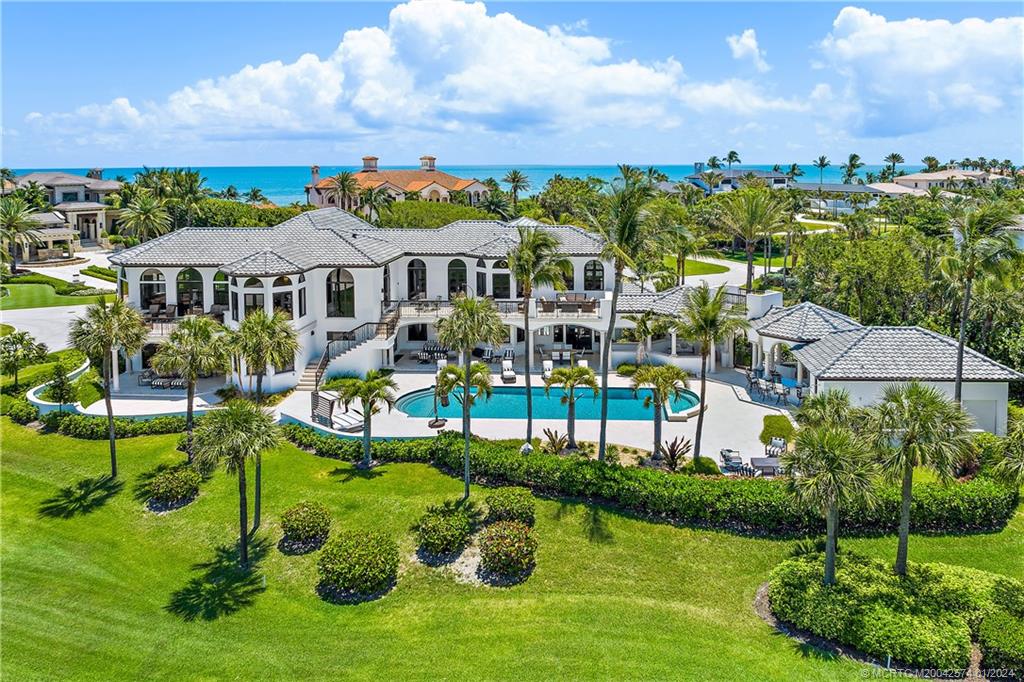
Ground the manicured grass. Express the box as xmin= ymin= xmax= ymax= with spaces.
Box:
xmin=0 ymin=283 xmax=114 ymax=310
xmin=2 ymin=420 xmax=1020 ymax=679
xmin=0 ymin=323 xmax=13 ymax=336
xmin=715 ymin=250 xmax=788 ymax=268
xmin=1 ymin=349 xmax=85 ymax=395
xmin=662 ymin=256 xmax=730 ymax=276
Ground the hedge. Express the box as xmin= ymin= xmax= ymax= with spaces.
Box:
xmin=3 ymin=272 xmax=94 ymax=295
xmin=0 ymin=396 xmax=39 ymax=424
xmin=478 ymin=520 xmax=537 ymax=579
xmin=978 ymin=611 xmax=1024 ymax=671
xmin=485 ymin=487 xmax=536 ymax=526
xmin=148 ymin=467 xmax=201 ymax=505
xmin=80 ymin=265 xmax=117 ymax=283
xmin=317 ymin=530 xmax=399 ymax=597
xmin=281 ymin=501 xmax=331 ymax=544
xmin=281 ymin=425 xmax=1019 ymax=535
xmin=42 ymin=412 xmax=187 ymax=439
xmin=414 ymin=504 xmax=473 ymax=555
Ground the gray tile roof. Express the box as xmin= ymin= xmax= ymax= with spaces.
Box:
xmin=221 ymin=251 xmax=305 ymax=277
xmin=617 ymin=285 xmax=693 ymax=316
xmin=792 ymin=326 xmax=1024 ymax=382
xmin=686 ymin=169 xmax=789 ymax=180
xmin=17 ymin=172 xmax=121 ymax=191
xmin=790 ymin=182 xmax=881 ymax=194
xmin=753 ymin=302 xmax=863 ymax=342
xmin=53 ymin=201 xmax=108 ymax=211
xmin=30 ymin=212 xmax=67 ymax=226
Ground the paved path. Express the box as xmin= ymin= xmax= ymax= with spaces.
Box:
xmin=0 ymin=304 xmax=86 ymax=350
xmin=22 ymin=250 xmax=114 ymax=290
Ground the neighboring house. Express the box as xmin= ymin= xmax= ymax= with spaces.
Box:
xmin=684 ymin=166 xmax=790 ymax=194
xmin=305 ymin=156 xmax=491 ymax=212
xmin=14 ymin=169 xmax=121 ymax=243
xmin=894 ymin=169 xmax=1011 ymax=190
xmin=745 ymin=300 xmax=1020 ymax=435
xmin=790 ymin=182 xmax=884 ymax=216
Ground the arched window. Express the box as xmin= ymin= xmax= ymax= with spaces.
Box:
xmin=326 ymin=268 xmax=355 ymax=317
xmin=213 ymin=271 xmax=229 ymax=306
xmin=273 ymin=275 xmax=292 ymax=287
xmin=584 ymin=260 xmax=604 ymax=291
xmin=244 ymin=277 xmax=262 ymax=288
xmin=476 ymin=259 xmax=487 ymax=296
xmin=494 ymin=259 xmax=508 ymax=269
xmin=407 ymin=259 xmax=427 ymax=299
xmin=176 ymin=268 xmax=203 ymax=313
xmin=139 ymin=268 xmax=165 ymax=309
xmin=447 ymin=259 xmax=467 ymax=296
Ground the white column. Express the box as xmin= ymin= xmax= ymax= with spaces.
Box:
xmin=709 ymin=341 xmax=717 ymax=373
xmin=797 ymin=362 xmax=804 ymax=383
xmin=670 ymin=330 xmax=677 ymax=356
xmin=264 ymin=281 xmax=273 ymax=316
xmin=111 ymin=347 xmax=120 ymax=391
xmin=598 ymin=332 xmax=605 ymax=370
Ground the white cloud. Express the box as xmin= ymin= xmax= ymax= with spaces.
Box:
xmin=26 ymin=0 xmax=804 ymax=148
xmin=817 ymin=6 xmax=1024 ymax=136
xmin=726 ymin=29 xmax=770 ymax=73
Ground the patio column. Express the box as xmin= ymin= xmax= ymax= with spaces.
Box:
xmin=708 ymin=341 xmax=717 ymax=373
xmin=796 ymin=362 xmax=804 ymax=383
xmin=598 ymin=332 xmax=605 ymax=370
xmin=111 ymin=347 xmax=120 ymax=391
xmin=670 ymin=330 xmax=677 ymax=356
xmin=762 ymin=343 xmax=771 ymax=375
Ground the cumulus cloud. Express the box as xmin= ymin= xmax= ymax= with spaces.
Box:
xmin=726 ymin=29 xmax=770 ymax=72
xmin=817 ymin=6 xmax=1024 ymax=136
xmin=26 ymin=0 xmax=804 ymax=148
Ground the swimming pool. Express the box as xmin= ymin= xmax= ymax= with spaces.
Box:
xmin=395 ymin=386 xmax=700 ymax=421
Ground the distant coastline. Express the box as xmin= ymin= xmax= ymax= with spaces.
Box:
xmin=11 ymin=163 xmax=924 ymax=206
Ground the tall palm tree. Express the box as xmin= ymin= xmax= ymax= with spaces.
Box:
xmin=437 ymin=361 xmax=493 ymax=414
xmin=334 ymin=370 xmax=399 ymax=468
xmin=151 ymin=316 xmax=229 ymax=463
xmin=659 ymin=222 xmax=708 ymax=286
xmin=325 ymin=171 xmax=359 ymax=211
xmin=725 ymin=150 xmax=741 ymax=172
xmin=795 ymin=388 xmax=861 ymax=429
xmin=921 ymin=156 xmax=941 ymax=173
xmin=543 ymin=365 xmax=598 ymax=451
xmin=840 ymin=153 xmax=864 ymax=184
xmin=585 ymin=169 xmax=656 ymax=462
xmin=813 ymin=156 xmax=830 ymax=186
xmin=674 ymin=283 xmax=749 ymax=462
xmin=436 ymin=296 xmax=507 ymax=499
xmin=786 ymin=163 xmax=805 ymax=180
xmin=884 ymin=152 xmax=904 ymax=180
xmin=672 ymin=182 xmax=705 ymax=206
xmin=867 ymin=382 xmax=974 ymax=575
xmin=631 ymin=364 xmax=689 ymax=460
xmin=502 ymin=170 xmax=531 ymax=211
xmin=243 ymin=187 xmax=267 ymax=206
xmin=698 ymin=170 xmax=724 ymax=194
xmin=119 ymin=192 xmax=171 ymax=242
xmin=170 ymin=169 xmax=208 ymax=228
xmin=220 ymin=185 xmax=240 ymax=201
xmin=506 ymin=225 xmax=570 ymax=445
xmin=716 ymin=188 xmax=787 ymax=291
xmin=359 ymin=187 xmax=392 ymax=224
xmin=706 ymin=156 xmax=722 ymax=170
xmin=68 ymin=299 xmax=147 ymax=478
xmin=0 ymin=196 xmax=41 ymax=269
xmin=479 ymin=191 xmax=512 ymax=220
xmin=193 ymin=400 xmax=280 ymax=567
xmin=0 ymin=167 xmax=16 ymax=185
xmin=782 ymin=425 xmax=877 ymax=585
xmin=940 ymin=203 xmax=1021 ymax=402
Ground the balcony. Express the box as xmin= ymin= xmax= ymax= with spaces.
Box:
xmin=385 ymin=295 xmax=605 ymax=323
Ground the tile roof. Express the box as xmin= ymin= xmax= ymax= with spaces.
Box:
xmin=221 ymin=252 xmax=305 ymax=277
xmin=311 ymin=169 xmax=485 ymax=193
xmin=866 ymin=182 xmax=926 ymax=197
xmin=791 ymin=182 xmax=880 ymax=194
xmin=53 ymin=201 xmax=109 ymax=211
xmin=686 ymin=169 xmax=789 ymax=180
xmin=30 ymin=211 xmax=67 ymax=226
xmin=792 ymin=326 xmax=1024 ymax=382
xmin=753 ymin=302 xmax=863 ymax=342
xmin=17 ymin=172 xmax=121 ymax=191
xmin=617 ymin=285 xmax=693 ymax=316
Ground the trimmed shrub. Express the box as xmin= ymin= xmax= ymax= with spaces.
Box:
xmin=485 ymin=487 xmax=536 ymax=526
xmin=317 ymin=530 xmax=399 ymax=597
xmin=80 ymin=265 xmax=117 ymax=282
xmin=280 ymin=501 xmax=331 ymax=544
xmin=148 ymin=467 xmax=201 ymax=505
xmin=615 ymin=363 xmax=638 ymax=377
xmin=0 ymin=396 xmax=38 ymax=424
xmin=415 ymin=504 xmax=472 ymax=555
xmin=478 ymin=520 xmax=537 ymax=578
xmin=46 ymin=412 xmax=187 ymax=439
xmin=759 ymin=414 xmax=795 ymax=446
xmin=979 ymin=611 xmax=1024 ymax=671
xmin=679 ymin=456 xmax=722 ymax=476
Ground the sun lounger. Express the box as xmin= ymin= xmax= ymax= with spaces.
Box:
xmin=542 ymin=359 xmax=553 ymax=380
xmin=501 ymin=359 xmax=516 ymax=384
xmin=170 ymin=377 xmax=188 ymax=389
xmin=331 ymin=407 xmax=364 ymax=433
xmin=151 ymin=377 xmax=172 ymax=389
xmin=138 ymin=369 xmax=155 ymax=386
xmin=719 ymin=449 xmax=743 ymax=472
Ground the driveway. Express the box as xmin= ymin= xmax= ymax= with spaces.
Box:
xmin=22 ymin=250 xmax=115 ymax=290
xmin=686 ymin=256 xmax=750 ymax=288
xmin=0 ymin=304 xmax=87 ymax=350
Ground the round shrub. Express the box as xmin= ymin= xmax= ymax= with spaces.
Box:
xmin=317 ymin=531 xmax=399 ymax=597
xmin=478 ymin=520 xmax=537 ymax=579
xmin=615 ymin=363 xmax=637 ymax=377
xmin=1 ymin=397 xmax=39 ymax=425
xmin=148 ymin=467 xmax=201 ymax=505
xmin=415 ymin=505 xmax=472 ymax=555
xmin=979 ymin=611 xmax=1024 ymax=671
xmin=281 ymin=501 xmax=331 ymax=544
xmin=679 ymin=456 xmax=722 ymax=476
xmin=485 ymin=486 xmax=535 ymax=526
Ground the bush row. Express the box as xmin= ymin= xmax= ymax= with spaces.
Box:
xmin=281 ymin=425 xmax=1019 ymax=536
xmin=42 ymin=412 xmax=187 ymax=439
xmin=0 ymin=396 xmax=39 ymax=424
xmin=80 ymin=265 xmax=117 ymax=282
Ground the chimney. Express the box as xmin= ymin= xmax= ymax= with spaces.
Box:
xmin=310 ymin=165 xmax=320 ymax=185
xmin=86 ymin=168 xmax=103 ymax=179
xmin=693 ymin=161 xmax=704 ymax=174
xmin=362 ymin=156 xmax=379 ymax=172
xmin=420 ymin=155 xmax=436 ymax=171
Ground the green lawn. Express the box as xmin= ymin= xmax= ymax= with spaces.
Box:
xmin=0 ymin=283 xmax=114 ymax=310
xmin=662 ymin=257 xmax=730 ymax=276
xmin=2 ymin=349 xmax=85 ymax=394
xmin=0 ymin=323 xmax=13 ymax=336
xmin=2 ymin=420 xmax=1020 ymax=679
xmin=715 ymin=250 xmax=788 ymax=268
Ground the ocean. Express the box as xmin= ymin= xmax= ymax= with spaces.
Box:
xmin=12 ymin=163 xmax=919 ymax=206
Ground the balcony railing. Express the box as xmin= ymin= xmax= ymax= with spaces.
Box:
xmin=383 ymin=297 xmax=603 ymax=321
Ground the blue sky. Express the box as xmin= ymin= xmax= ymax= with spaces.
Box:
xmin=3 ymin=1 xmax=1022 ymax=168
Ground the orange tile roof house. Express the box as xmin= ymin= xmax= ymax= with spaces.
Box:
xmin=305 ymin=156 xmax=490 ymax=213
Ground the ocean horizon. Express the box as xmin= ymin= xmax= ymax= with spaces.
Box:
xmin=12 ymin=163 xmax=923 ymax=206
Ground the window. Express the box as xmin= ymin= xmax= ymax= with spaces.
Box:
xmin=494 ymin=259 xmax=508 ymax=269
xmin=273 ymin=290 xmax=293 ymax=319
xmin=244 ymin=277 xmax=262 ymax=288
xmin=584 ymin=260 xmax=604 ymax=291
xmin=408 ymin=323 xmax=427 ymax=341
xmin=326 ymin=268 xmax=355 ymax=317
xmin=273 ymin=275 xmax=292 ymax=287
xmin=447 ymin=259 xmax=467 ymax=296
xmin=176 ymin=267 xmax=203 ymax=313
xmin=298 ymin=287 xmax=306 ymax=317
xmin=61 ymin=191 xmax=78 ymax=202
xmin=139 ymin=268 xmax=166 ymax=308
xmin=231 ymin=292 xmax=239 ymax=321
xmin=407 ymin=259 xmax=427 ymax=299
xmin=492 ymin=273 xmax=511 ymax=299
xmin=213 ymin=271 xmax=229 ymax=306
xmin=244 ymin=293 xmax=264 ymax=316
xmin=476 ymin=271 xmax=487 ymax=296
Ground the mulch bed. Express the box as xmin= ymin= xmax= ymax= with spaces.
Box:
xmin=278 ymin=534 xmax=327 ymax=556
xmin=146 ymin=494 xmax=198 ymax=514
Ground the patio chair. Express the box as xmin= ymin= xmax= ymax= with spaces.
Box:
xmin=540 ymin=299 xmax=556 ymax=314
xmin=152 ymin=377 xmax=172 ymax=389
xmin=794 ymin=386 xmax=804 ymax=403
xmin=170 ymin=377 xmax=188 ymax=389
xmin=773 ymin=383 xmax=789 ymax=405
xmin=501 ymin=359 xmax=516 ymax=384
xmin=581 ymin=299 xmax=598 ymax=314
xmin=756 ymin=378 xmax=771 ymax=398
xmin=719 ymin=449 xmax=743 ymax=472
xmin=137 ymin=369 xmax=155 ymax=386
xmin=765 ymin=437 xmax=787 ymax=457
xmin=416 ymin=351 xmax=432 ymax=364
xmin=503 ymin=348 xmax=515 ymax=361
xmin=542 ymin=359 xmax=553 ymax=380
xmin=145 ymin=304 xmax=161 ymax=320
xmin=479 ymin=347 xmax=495 ymax=363
xmin=161 ymin=304 xmax=177 ymax=320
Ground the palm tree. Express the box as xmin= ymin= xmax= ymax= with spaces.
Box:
xmin=672 ymin=182 xmax=705 ymax=206
xmin=674 ymin=283 xmax=749 ymax=462
xmin=940 ymin=203 xmax=1021 ymax=402
xmin=786 ymin=163 xmax=805 ymax=180
xmin=994 ymin=419 xmax=1024 ymax=487
xmin=502 ymin=170 xmax=531 ymax=211
xmin=706 ymin=156 xmax=722 ymax=170
xmin=0 ymin=196 xmax=41 ymax=268
xmin=12 ymin=180 xmax=49 ymax=211
xmin=659 ymin=222 xmax=708 ymax=286
xmin=884 ymin=152 xmax=904 ymax=179
xmin=725 ymin=150 xmax=741 ymax=172
xmin=716 ymin=188 xmax=787 ymax=290
xmin=334 ymin=370 xmax=399 ymax=468
xmin=506 ymin=225 xmax=570 ymax=445
xmin=325 ymin=171 xmax=359 ymax=211
xmin=68 ymin=300 xmax=147 ymax=478
xmin=220 ymin=185 xmax=240 ymax=201
xmin=867 ymin=382 xmax=974 ymax=575
xmin=436 ymin=296 xmax=507 ymax=499
xmin=193 ymin=400 xmax=280 ymax=567
xmin=543 ymin=365 xmax=598 ymax=451
xmin=631 ymin=364 xmax=689 ymax=460
xmin=359 ymin=186 xmax=392 ymax=224
xmin=813 ymin=156 xmax=830 ymax=187
xmin=585 ymin=169 xmax=656 ymax=462
xmin=0 ymin=167 xmax=15 ymax=185
xmin=243 ymin=187 xmax=267 ymax=206
xmin=921 ymin=156 xmax=941 ymax=173
xmin=795 ymin=388 xmax=861 ymax=429
xmin=698 ymin=171 xmax=724 ymax=194
xmin=840 ymin=153 xmax=864 ymax=184
xmin=151 ymin=316 xmax=229 ymax=463
xmin=782 ymin=425 xmax=877 ymax=585
xmin=169 ymin=169 xmax=208 ymax=228
xmin=119 ymin=192 xmax=171 ymax=242
xmin=479 ymin=191 xmax=511 ymax=219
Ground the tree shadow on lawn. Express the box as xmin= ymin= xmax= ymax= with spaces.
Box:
xmin=553 ymin=500 xmax=614 ymax=545
xmin=329 ymin=465 xmax=386 ymax=484
xmin=38 ymin=475 xmax=124 ymax=519
xmin=165 ymin=537 xmax=270 ymax=622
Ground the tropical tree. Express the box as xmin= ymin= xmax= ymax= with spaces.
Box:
xmin=243 ymin=187 xmax=267 ymax=206
xmin=119 ymin=192 xmax=171 ymax=242
xmin=325 ymin=171 xmax=359 ymax=211
xmin=479 ymin=191 xmax=511 ymax=219
xmin=151 ymin=316 xmax=229 ymax=463
xmin=631 ymin=364 xmax=689 ymax=460
xmin=921 ymin=156 xmax=941 ymax=172
xmin=674 ymin=283 xmax=749 ymax=462
xmin=435 ymin=296 xmax=507 ymax=499
xmin=725 ymin=150 xmax=741 ymax=172
xmin=884 ymin=152 xmax=904 ymax=179
xmin=219 ymin=185 xmax=240 ymax=201
xmin=0 ymin=167 xmax=15 ymax=185
xmin=698 ymin=171 xmax=724 ymax=194
xmin=672 ymin=182 xmax=705 ymax=206
xmin=660 ymin=222 xmax=708 ymax=285
xmin=782 ymin=425 xmax=877 ymax=585
xmin=786 ymin=163 xmax=805 ymax=180
xmin=813 ymin=156 xmax=830 ymax=186
xmin=543 ymin=365 xmax=598 ymax=451
xmin=436 ymin=361 xmax=493 ymax=417
xmin=795 ymin=388 xmax=861 ymax=429
xmin=502 ymin=170 xmax=531 ymax=211
xmin=716 ymin=188 xmax=787 ymax=290
xmin=11 ymin=181 xmax=49 ymax=211
xmin=623 ymin=312 xmax=669 ymax=364
xmin=0 ymin=331 xmax=47 ymax=390
xmin=193 ymin=400 xmax=280 ymax=567
xmin=48 ymin=361 xmax=77 ymax=413
xmin=359 ymin=186 xmax=393 ymax=224
xmin=334 ymin=370 xmax=399 ymax=468
xmin=0 ymin=196 xmax=41 ymax=268
xmin=506 ymin=225 xmax=570 ymax=444
xmin=994 ymin=419 xmax=1024 ymax=487
xmin=707 ymin=156 xmax=722 ymax=170
xmin=68 ymin=299 xmax=147 ymax=478
xmin=939 ymin=203 xmax=1022 ymax=402
xmin=840 ymin=153 xmax=864 ymax=184
xmin=867 ymin=382 xmax=974 ymax=575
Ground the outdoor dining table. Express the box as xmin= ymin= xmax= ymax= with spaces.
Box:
xmin=750 ymin=457 xmax=781 ymax=476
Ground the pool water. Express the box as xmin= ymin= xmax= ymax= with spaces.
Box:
xmin=396 ymin=386 xmax=700 ymax=421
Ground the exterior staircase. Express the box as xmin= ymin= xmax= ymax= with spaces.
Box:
xmin=296 ymin=361 xmax=321 ymax=391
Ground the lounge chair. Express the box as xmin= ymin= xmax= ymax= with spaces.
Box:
xmin=416 ymin=351 xmax=432 ymax=364
xmin=503 ymin=348 xmax=515 ymax=361
xmin=501 ymin=359 xmax=516 ymax=384
xmin=720 ymin=449 xmax=743 ymax=472
xmin=479 ymin=347 xmax=495 ymax=363
xmin=137 ymin=369 xmax=155 ymax=386
xmin=765 ymin=437 xmax=787 ymax=457
xmin=151 ymin=377 xmax=172 ymax=389
xmin=331 ymin=410 xmax=364 ymax=433
xmin=170 ymin=377 xmax=188 ymax=389
xmin=144 ymin=304 xmax=161 ymax=320
xmin=542 ymin=359 xmax=553 ymax=380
